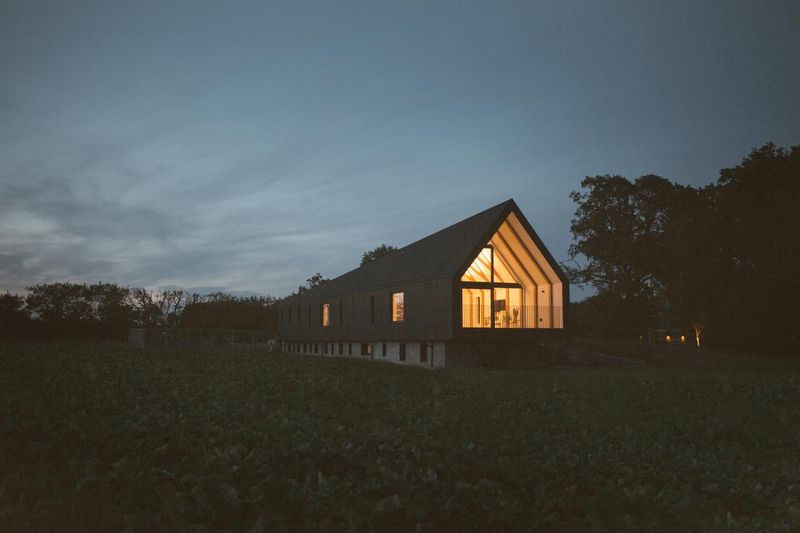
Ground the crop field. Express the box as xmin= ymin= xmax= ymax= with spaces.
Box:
xmin=1 ymin=340 xmax=799 ymax=531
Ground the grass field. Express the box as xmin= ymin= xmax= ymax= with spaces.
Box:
xmin=1 ymin=340 xmax=799 ymax=531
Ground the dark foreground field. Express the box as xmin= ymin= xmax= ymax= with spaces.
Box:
xmin=1 ymin=341 xmax=799 ymax=531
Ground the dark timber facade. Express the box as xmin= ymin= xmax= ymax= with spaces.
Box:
xmin=278 ymin=199 xmax=569 ymax=367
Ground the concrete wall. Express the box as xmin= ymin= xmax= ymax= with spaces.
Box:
xmin=281 ymin=340 xmax=446 ymax=369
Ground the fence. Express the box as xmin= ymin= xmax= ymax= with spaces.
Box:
xmin=128 ymin=327 xmax=276 ymax=348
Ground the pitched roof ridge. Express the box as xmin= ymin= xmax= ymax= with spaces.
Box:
xmin=283 ymin=199 xmax=515 ymax=301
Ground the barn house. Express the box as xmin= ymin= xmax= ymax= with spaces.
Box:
xmin=278 ymin=199 xmax=568 ymax=367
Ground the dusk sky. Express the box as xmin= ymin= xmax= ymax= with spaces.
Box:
xmin=2 ymin=0 xmax=798 ymax=299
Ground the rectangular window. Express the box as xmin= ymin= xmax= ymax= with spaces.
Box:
xmin=391 ymin=292 xmax=404 ymax=322
xmin=370 ymin=295 xmax=375 ymax=323
xmin=348 ymin=343 xmax=352 ymax=355
xmin=420 ymin=342 xmax=428 ymax=364
xmin=399 ymin=342 xmax=406 ymax=361
xmin=382 ymin=342 xmax=387 ymax=357
xmin=361 ymin=343 xmax=373 ymax=356
xmin=338 ymin=342 xmax=343 ymax=355
xmin=314 ymin=343 xmax=319 ymax=354
xmin=303 ymin=343 xmax=306 ymax=353
xmin=322 ymin=303 xmax=330 ymax=327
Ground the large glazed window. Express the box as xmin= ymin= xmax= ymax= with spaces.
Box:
xmin=460 ymin=213 xmax=563 ymax=329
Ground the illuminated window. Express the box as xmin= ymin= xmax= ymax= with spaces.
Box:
xmin=322 ymin=303 xmax=329 ymax=327
xmin=392 ymin=292 xmax=404 ymax=322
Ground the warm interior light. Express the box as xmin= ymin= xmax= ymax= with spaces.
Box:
xmin=392 ymin=292 xmax=404 ymax=322
xmin=665 ymin=335 xmax=671 ymax=344
xmin=680 ymin=335 xmax=686 ymax=343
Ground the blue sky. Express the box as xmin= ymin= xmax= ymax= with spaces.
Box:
xmin=1 ymin=0 xmax=798 ymax=299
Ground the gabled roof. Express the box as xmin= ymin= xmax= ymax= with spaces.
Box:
xmin=283 ymin=198 xmax=566 ymax=302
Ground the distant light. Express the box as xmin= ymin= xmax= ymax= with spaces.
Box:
xmin=680 ymin=335 xmax=686 ymax=343
xmin=665 ymin=335 xmax=671 ymax=344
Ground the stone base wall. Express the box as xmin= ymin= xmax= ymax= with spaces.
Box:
xmin=281 ymin=339 xmax=557 ymax=369
xmin=280 ymin=340 xmax=446 ymax=369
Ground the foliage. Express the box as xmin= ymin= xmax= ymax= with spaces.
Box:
xmin=567 ymin=143 xmax=799 ymax=353
xmin=292 ymin=273 xmax=330 ymax=296
xmin=361 ymin=244 xmax=398 ymax=266
xmin=182 ymin=292 xmax=277 ymax=331
xmin=1 ymin=341 xmax=799 ymax=531
xmin=1 ymin=283 xmax=278 ymax=340
xmin=23 ymin=283 xmax=130 ymax=339
xmin=0 ymin=293 xmax=32 ymax=336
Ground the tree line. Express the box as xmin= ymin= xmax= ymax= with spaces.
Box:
xmin=1 ymin=245 xmax=399 ymax=341
xmin=0 ymin=283 xmax=278 ymax=340
xmin=566 ymin=142 xmax=799 ymax=354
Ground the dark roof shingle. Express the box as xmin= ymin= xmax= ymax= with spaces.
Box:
xmin=285 ymin=199 xmax=514 ymax=301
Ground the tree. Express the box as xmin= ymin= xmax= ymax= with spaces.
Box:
xmin=0 ymin=292 xmax=32 ymax=336
xmin=128 ymin=288 xmax=163 ymax=327
xmin=181 ymin=292 xmax=277 ymax=331
xmin=23 ymin=282 xmax=131 ymax=339
xmin=153 ymin=289 xmax=185 ymax=327
xmin=566 ymin=174 xmax=681 ymax=335
xmin=293 ymin=273 xmax=329 ymax=295
xmin=702 ymin=143 xmax=800 ymax=352
xmin=361 ymin=244 xmax=397 ymax=266
xmin=566 ymin=143 xmax=799 ymax=353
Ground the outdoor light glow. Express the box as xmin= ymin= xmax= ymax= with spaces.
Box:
xmin=666 ymin=335 xmax=671 ymax=344
xmin=680 ymin=335 xmax=686 ymax=343
xmin=693 ymin=323 xmax=703 ymax=348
